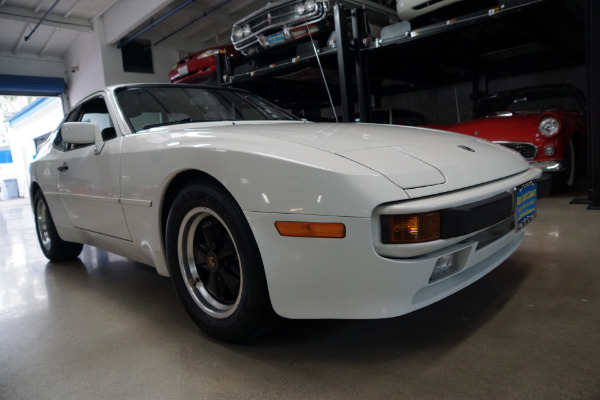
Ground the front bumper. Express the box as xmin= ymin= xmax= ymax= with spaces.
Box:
xmin=245 ymin=168 xmax=540 ymax=319
xmin=529 ymin=161 xmax=562 ymax=198
xmin=169 ymin=59 xmax=217 ymax=84
xmin=247 ymin=210 xmax=525 ymax=319
xmin=530 ymin=160 xmax=566 ymax=172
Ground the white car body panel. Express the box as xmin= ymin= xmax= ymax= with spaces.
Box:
xmin=247 ymin=210 xmax=525 ymax=318
xmin=57 ymin=139 xmax=131 ymax=240
xmin=397 ymin=0 xmax=464 ymax=20
xmin=30 ymin=84 xmax=541 ymax=320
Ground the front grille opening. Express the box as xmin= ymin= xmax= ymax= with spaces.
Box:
xmin=498 ymin=142 xmax=537 ymax=160
xmin=472 ymin=218 xmax=514 ymax=250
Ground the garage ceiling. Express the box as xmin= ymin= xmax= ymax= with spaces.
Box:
xmin=0 ymin=0 xmax=113 ymax=58
xmin=0 ymin=0 xmax=262 ymax=59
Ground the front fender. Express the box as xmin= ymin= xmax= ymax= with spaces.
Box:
xmin=117 ymin=131 xmax=409 ymax=276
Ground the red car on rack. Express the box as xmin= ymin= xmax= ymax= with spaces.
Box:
xmin=169 ymin=45 xmax=239 ymax=84
xmin=430 ymin=84 xmax=586 ymax=192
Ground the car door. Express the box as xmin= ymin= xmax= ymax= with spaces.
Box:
xmin=56 ymin=96 xmax=132 ymax=240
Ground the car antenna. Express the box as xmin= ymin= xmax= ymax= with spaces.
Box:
xmin=454 ymin=86 xmax=461 ymax=123
xmin=306 ymin=21 xmax=339 ymax=123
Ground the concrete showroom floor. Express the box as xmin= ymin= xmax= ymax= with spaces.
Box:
xmin=1 ymin=180 xmax=599 ymax=400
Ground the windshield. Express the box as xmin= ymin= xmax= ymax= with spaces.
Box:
xmin=475 ymin=86 xmax=586 ymax=119
xmin=115 ymin=86 xmax=297 ymax=132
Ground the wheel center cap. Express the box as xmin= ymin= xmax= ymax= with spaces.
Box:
xmin=207 ymin=253 xmax=218 ymax=270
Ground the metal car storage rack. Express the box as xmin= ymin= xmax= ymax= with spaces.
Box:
xmin=216 ymin=0 xmax=599 ymax=209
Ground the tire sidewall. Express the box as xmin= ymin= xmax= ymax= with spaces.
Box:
xmin=34 ymin=191 xmax=53 ymax=259
xmin=33 ymin=191 xmax=83 ymax=262
xmin=165 ymin=182 xmax=268 ymax=341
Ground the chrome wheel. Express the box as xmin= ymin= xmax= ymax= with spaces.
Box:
xmin=33 ymin=191 xmax=83 ymax=261
xmin=177 ymin=207 xmax=242 ymax=319
xmin=36 ymin=197 xmax=52 ymax=251
xmin=166 ymin=182 xmax=273 ymax=342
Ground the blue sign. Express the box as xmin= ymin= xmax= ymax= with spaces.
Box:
xmin=515 ymin=182 xmax=537 ymax=230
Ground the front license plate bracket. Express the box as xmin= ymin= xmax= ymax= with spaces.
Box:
xmin=515 ymin=181 xmax=537 ymax=231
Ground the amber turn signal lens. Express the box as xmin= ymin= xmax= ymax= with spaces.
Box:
xmin=388 ymin=212 xmax=440 ymax=243
xmin=275 ymin=222 xmax=346 ymax=238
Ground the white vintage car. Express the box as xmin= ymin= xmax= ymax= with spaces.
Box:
xmin=397 ymin=0 xmax=464 ymax=20
xmin=30 ymin=84 xmax=540 ymax=342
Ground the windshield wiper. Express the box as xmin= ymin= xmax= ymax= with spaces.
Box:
xmin=142 ymin=118 xmax=201 ymax=130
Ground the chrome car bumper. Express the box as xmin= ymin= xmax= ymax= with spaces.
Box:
xmin=231 ymin=0 xmax=330 ymax=56
xmin=529 ymin=160 xmax=566 ymax=172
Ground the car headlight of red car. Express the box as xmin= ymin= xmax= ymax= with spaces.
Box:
xmin=196 ymin=49 xmax=224 ymax=60
xmin=539 ymin=116 xmax=561 ymax=137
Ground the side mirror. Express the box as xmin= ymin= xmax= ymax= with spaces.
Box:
xmin=61 ymin=122 xmax=105 ymax=154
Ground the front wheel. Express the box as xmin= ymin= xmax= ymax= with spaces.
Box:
xmin=165 ymin=182 xmax=273 ymax=342
xmin=33 ymin=191 xmax=83 ymax=262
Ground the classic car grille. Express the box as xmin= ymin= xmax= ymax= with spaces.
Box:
xmin=496 ymin=142 xmax=537 ymax=160
xmin=249 ymin=6 xmax=306 ymax=33
xmin=233 ymin=1 xmax=327 ymax=45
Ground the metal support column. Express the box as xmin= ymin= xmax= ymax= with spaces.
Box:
xmin=352 ymin=8 xmax=370 ymax=123
xmin=586 ymin=0 xmax=600 ymax=209
xmin=215 ymin=52 xmax=232 ymax=86
xmin=333 ymin=2 xmax=354 ymax=122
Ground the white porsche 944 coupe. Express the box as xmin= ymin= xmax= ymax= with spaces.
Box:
xmin=30 ymin=84 xmax=540 ymax=342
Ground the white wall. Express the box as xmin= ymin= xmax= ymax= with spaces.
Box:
xmin=63 ymin=27 xmax=106 ymax=105
xmin=100 ymin=40 xmax=176 ymax=86
xmin=102 ymin=0 xmax=173 ymax=45
xmin=63 ymin=16 xmax=178 ymax=106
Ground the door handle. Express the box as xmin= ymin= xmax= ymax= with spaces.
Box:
xmin=57 ymin=163 xmax=69 ymax=172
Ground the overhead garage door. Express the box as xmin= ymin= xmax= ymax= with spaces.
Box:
xmin=0 ymin=74 xmax=65 ymax=96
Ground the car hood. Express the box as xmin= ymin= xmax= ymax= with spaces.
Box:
xmin=165 ymin=121 xmax=530 ymax=191
xmin=275 ymin=122 xmax=528 ymax=190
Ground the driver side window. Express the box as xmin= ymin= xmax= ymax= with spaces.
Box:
xmin=54 ymin=96 xmax=116 ymax=152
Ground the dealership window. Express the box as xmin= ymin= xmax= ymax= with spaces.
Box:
xmin=121 ymin=39 xmax=154 ymax=74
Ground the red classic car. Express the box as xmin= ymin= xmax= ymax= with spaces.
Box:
xmin=169 ymin=45 xmax=239 ymax=84
xmin=431 ymin=85 xmax=586 ymax=192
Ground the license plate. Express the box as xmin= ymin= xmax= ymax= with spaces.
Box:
xmin=178 ymin=65 xmax=188 ymax=77
xmin=267 ymin=32 xmax=286 ymax=46
xmin=515 ymin=181 xmax=537 ymax=231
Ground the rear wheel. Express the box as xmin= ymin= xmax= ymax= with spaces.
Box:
xmin=165 ymin=181 xmax=273 ymax=342
xmin=33 ymin=191 xmax=83 ymax=261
